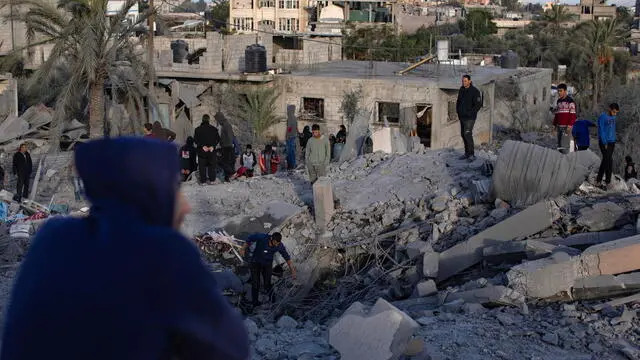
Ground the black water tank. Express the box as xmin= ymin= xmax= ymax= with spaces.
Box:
xmin=245 ymin=44 xmax=267 ymax=73
xmin=171 ymin=40 xmax=189 ymax=63
xmin=500 ymin=50 xmax=519 ymax=69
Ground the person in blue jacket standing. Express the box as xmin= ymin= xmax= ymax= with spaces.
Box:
xmin=571 ymin=119 xmax=596 ymax=151
xmin=596 ymin=103 xmax=620 ymax=187
xmin=1 ymin=137 xmax=249 ymax=360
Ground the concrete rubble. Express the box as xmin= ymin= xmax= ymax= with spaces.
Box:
xmin=4 ymin=129 xmax=640 ymax=360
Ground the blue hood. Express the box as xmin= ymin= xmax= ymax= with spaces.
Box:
xmin=75 ymin=137 xmax=179 ymax=227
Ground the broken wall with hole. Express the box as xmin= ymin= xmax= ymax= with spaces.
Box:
xmin=271 ymin=74 xmax=494 ymax=151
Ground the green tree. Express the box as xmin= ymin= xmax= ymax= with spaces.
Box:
xmin=501 ymin=0 xmax=520 ymax=12
xmin=543 ymin=5 xmax=574 ymax=32
xmin=569 ymin=19 xmax=629 ymax=112
xmin=8 ymin=0 xmax=151 ymax=138
xmin=238 ymin=87 xmax=283 ymax=141
xmin=340 ymin=86 xmax=363 ymax=126
xmin=503 ymin=30 xmax=540 ymax=66
xmin=458 ymin=9 xmax=497 ymax=40
xmin=176 ymin=0 xmax=206 ymax=12
xmin=208 ymin=0 xmax=229 ymax=29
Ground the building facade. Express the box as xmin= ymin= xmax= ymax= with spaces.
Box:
xmin=229 ymin=0 xmax=310 ymax=34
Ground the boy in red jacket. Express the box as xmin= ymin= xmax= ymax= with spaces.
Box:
xmin=553 ymin=83 xmax=577 ymax=154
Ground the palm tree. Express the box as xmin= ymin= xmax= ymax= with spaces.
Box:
xmin=543 ymin=5 xmax=574 ymax=32
xmin=7 ymin=0 xmax=151 ymax=138
xmin=238 ymin=87 xmax=283 ymax=141
xmin=570 ymin=19 xmax=628 ymax=111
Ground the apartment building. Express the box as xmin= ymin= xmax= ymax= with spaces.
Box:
xmin=565 ymin=0 xmax=616 ymax=21
xmin=229 ymin=0 xmax=310 ymax=33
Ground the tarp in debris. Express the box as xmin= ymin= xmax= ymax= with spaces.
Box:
xmin=492 ymin=140 xmax=599 ymax=207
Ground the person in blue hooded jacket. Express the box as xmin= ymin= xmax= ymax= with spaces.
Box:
xmin=571 ymin=119 xmax=595 ymax=151
xmin=596 ymin=103 xmax=620 ymax=187
xmin=1 ymin=137 xmax=249 ymax=360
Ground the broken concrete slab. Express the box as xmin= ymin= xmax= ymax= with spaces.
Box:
xmin=329 ymin=298 xmax=419 ymax=360
xmin=405 ymin=240 xmax=429 ymax=260
xmin=0 ymin=115 xmax=29 ymax=144
xmin=509 ymin=235 xmax=640 ymax=299
xmin=483 ymin=239 xmax=580 ymax=264
xmin=492 ymin=140 xmax=599 ymax=207
xmin=20 ymin=104 xmax=53 ymax=129
xmin=506 ymin=252 xmax=579 ymax=298
xmin=571 ymin=274 xmax=640 ymax=300
xmin=441 ymin=285 xmax=526 ymax=307
xmin=576 ymin=202 xmax=630 ymax=231
xmin=539 ymin=229 xmax=635 ymax=249
xmin=437 ymin=201 xmax=558 ymax=282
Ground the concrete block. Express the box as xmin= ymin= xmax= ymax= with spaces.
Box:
xmin=509 ymin=235 xmax=640 ymax=299
xmin=482 ymin=240 xmax=580 ymax=264
xmin=312 ymin=179 xmax=334 ymax=232
xmin=437 ymin=201 xmax=558 ymax=282
xmin=442 ymin=285 xmax=525 ymax=307
xmin=506 ymin=252 xmax=580 ymax=298
xmin=422 ymin=251 xmax=439 ymax=278
xmin=415 ymin=280 xmax=437 ymax=297
xmin=329 ymin=298 xmax=419 ymax=360
xmin=572 ymin=275 xmax=627 ymax=300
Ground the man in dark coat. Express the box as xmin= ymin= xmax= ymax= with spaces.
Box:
xmin=194 ymin=115 xmax=220 ymax=185
xmin=0 ymin=137 xmax=249 ymax=360
xmin=179 ymin=136 xmax=198 ymax=181
xmin=151 ymin=121 xmax=176 ymax=142
xmin=215 ymin=112 xmax=235 ymax=182
xmin=456 ymin=74 xmax=483 ymax=162
xmin=12 ymin=143 xmax=32 ymax=202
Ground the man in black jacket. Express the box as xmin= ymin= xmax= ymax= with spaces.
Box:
xmin=12 ymin=143 xmax=32 ymax=202
xmin=456 ymin=74 xmax=483 ymax=162
xmin=194 ymin=115 xmax=220 ymax=185
xmin=215 ymin=112 xmax=235 ymax=182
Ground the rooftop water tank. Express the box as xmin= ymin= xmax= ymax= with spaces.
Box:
xmin=245 ymin=44 xmax=267 ymax=73
xmin=500 ymin=50 xmax=519 ymax=69
xmin=170 ymin=40 xmax=189 ymax=63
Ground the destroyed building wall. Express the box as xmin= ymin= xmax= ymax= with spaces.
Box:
xmin=275 ymin=37 xmax=343 ymax=71
xmin=0 ymin=75 xmax=18 ymax=121
xmin=271 ymin=74 xmax=495 ymax=150
xmin=493 ymin=69 xmax=553 ymax=131
xmin=154 ymin=32 xmax=274 ymax=74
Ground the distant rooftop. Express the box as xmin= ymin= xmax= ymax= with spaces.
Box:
xmin=284 ymin=60 xmax=546 ymax=89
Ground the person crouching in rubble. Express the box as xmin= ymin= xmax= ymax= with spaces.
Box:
xmin=240 ymin=232 xmax=296 ymax=308
xmin=0 ymin=137 xmax=249 ymax=360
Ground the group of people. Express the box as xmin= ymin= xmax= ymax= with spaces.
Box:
xmin=552 ymin=83 xmax=635 ymax=188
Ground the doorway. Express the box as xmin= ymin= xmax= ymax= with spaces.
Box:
xmin=416 ymin=103 xmax=432 ymax=147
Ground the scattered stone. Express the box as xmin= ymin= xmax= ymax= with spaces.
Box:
xmin=495 ymin=312 xmax=518 ymax=326
xmin=276 ymin=315 xmax=298 ymax=329
xmin=403 ymin=339 xmax=425 ymax=356
xmin=494 ymin=198 xmax=510 ymax=209
xmin=542 ymin=332 xmax=559 ymax=346
xmin=461 ymin=302 xmax=488 ymax=315
xmin=443 ymin=285 xmax=525 ymax=307
xmin=430 ymin=195 xmax=448 ymax=213
xmin=405 ymin=240 xmax=429 ymax=260
xmin=288 ymin=342 xmax=329 ymax=358
xmin=415 ymin=280 xmax=437 ymax=297
xmin=483 ymin=240 xmax=580 ymax=265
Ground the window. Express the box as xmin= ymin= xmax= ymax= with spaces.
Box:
xmin=259 ymin=0 xmax=275 ymax=7
xmin=377 ymin=102 xmax=400 ymax=124
xmin=278 ymin=0 xmax=298 ymax=8
xmin=278 ymin=18 xmax=299 ymax=32
xmin=258 ymin=20 xmax=275 ymax=28
xmin=302 ymin=97 xmax=324 ymax=119
xmin=542 ymin=87 xmax=547 ymax=101
xmin=447 ymin=100 xmax=458 ymax=123
xmin=232 ymin=17 xmax=254 ymax=31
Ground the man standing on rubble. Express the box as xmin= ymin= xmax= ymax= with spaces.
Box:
xmin=194 ymin=114 xmax=220 ymax=185
xmin=12 ymin=143 xmax=32 ymax=202
xmin=240 ymin=232 xmax=296 ymax=307
xmin=305 ymin=124 xmax=331 ymax=183
xmin=215 ymin=112 xmax=235 ymax=182
xmin=456 ymin=74 xmax=483 ymax=162
xmin=596 ymin=103 xmax=620 ymax=188
xmin=553 ymin=83 xmax=577 ymax=153
xmin=1 ymin=137 xmax=249 ymax=360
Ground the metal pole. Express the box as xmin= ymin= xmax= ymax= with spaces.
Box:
xmin=10 ymin=0 xmax=15 ymax=51
xmin=147 ymin=0 xmax=155 ymax=122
